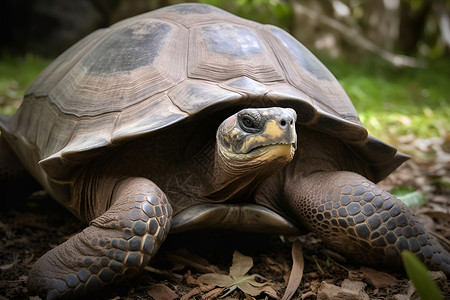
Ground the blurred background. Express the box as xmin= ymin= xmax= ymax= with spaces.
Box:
xmin=0 ymin=0 xmax=449 ymax=145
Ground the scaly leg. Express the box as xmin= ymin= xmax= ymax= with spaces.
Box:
xmin=27 ymin=177 xmax=172 ymax=299
xmin=285 ymin=171 xmax=450 ymax=273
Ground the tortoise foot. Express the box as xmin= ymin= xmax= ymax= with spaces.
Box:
xmin=28 ymin=178 xmax=172 ymax=299
xmin=286 ymin=171 xmax=450 ymax=274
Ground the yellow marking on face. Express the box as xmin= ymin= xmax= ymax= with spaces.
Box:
xmin=240 ymin=120 xmax=285 ymax=151
xmin=230 ymin=128 xmax=240 ymax=137
xmin=262 ymin=120 xmax=284 ymax=139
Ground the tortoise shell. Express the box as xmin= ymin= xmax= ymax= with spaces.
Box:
xmin=0 ymin=3 xmax=407 ymax=199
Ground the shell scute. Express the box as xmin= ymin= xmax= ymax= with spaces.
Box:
xmin=47 ymin=19 xmax=187 ymax=118
xmin=112 ymin=95 xmax=188 ymax=141
xmin=81 ymin=21 xmax=172 ymax=76
xmin=188 ymin=24 xmax=284 ymax=82
xmin=219 ymin=76 xmax=270 ymax=96
xmin=168 ymin=81 xmax=241 ymax=115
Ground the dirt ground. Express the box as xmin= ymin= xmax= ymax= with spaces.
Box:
xmin=1 ymin=136 xmax=449 ymax=300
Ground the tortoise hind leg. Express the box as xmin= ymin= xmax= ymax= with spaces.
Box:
xmin=27 ymin=177 xmax=172 ymax=299
xmin=285 ymin=171 xmax=450 ymax=274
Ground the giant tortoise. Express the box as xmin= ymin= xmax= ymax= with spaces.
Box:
xmin=0 ymin=3 xmax=448 ymax=299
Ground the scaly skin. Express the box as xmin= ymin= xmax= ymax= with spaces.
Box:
xmin=285 ymin=171 xmax=450 ymax=273
xmin=28 ymin=178 xmax=172 ymax=299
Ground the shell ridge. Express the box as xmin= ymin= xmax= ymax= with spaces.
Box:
xmin=259 ymin=25 xmax=292 ymax=86
xmin=166 ymin=80 xmax=193 ymax=115
xmin=39 ymin=28 xmax=113 ymax=101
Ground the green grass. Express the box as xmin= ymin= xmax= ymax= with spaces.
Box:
xmin=0 ymin=53 xmax=50 ymax=114
xmin=401 ymin=251 xmax=443 ymax=300
xmin=0 ymin=53 xmax=448 ymax=143
xmin=321 ymin=56 xmax=450 ymax=143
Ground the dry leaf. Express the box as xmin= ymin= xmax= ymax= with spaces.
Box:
xmin=198 ymin=250 xmax=279 ymax=298
xmin=146 ymin=283 xmax=178 ymax=300
xmin=360 ymin=267 xmax=397 ymax=288
xmin=198 ymin=273 xmax=235 ymax=287
xmin=282 ymin=239 xmax=304 ymax=300
xmin=230 ymin=251 xmax=253 ymax=278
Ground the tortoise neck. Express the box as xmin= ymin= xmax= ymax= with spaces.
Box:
xmin=205 ymin=144 xmax=281 ymax=201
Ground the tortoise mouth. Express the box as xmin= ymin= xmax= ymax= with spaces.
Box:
xmin=248 ymin=142 xmax=297 ymax=159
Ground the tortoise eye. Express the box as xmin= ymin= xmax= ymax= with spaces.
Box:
xmin=238 ymin=113 xmax=262 ymax=133
xmin=242 ymin=116 xmax=254 ymax=128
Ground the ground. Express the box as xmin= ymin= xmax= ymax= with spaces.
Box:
xmin=0 ymin=136 xmax=449 ymax=300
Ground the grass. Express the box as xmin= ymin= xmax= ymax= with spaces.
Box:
xmin=0 ymin=53 xmax=448 ymax=143
xmin=321 ymin=55 xmax=450 ymax=143
xmin=0 ymin=53 xmax=50 ymax=114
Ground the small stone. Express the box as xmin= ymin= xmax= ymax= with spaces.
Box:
xmin=317 ymin=280 xmax=369 ymax=300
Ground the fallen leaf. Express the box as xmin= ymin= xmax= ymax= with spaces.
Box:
xmin=198 ymin=250 xmax=279 ymax=298
xmin=238 ymin=279 xmax=279 ymax=298
xmin=230 ymin=251 xmax=253 ymax=278
xmin=146 ymin=283 xmax=178 ymax=300
xmin=198 ymin=273 xmax=235 ymax=287
xmin=360 ymin=267 xmax=397 ymax=288
xmin=282 ymin=239 xmax=304 ymax=300
xmin=391 ymin=187 xmax=426 ymax=207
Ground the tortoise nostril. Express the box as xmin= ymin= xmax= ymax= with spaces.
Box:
xmin=280 ymin=117 xmax=294 ymax=127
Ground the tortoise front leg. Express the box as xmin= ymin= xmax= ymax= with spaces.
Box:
xmin=28 ymin=177 xmax=172 ymax=299
xmin=285 ymin=171 xmax=450 ymax=273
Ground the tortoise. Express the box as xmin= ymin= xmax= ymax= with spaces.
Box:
xmin=0 ymin=3 xmax=449 ymax=299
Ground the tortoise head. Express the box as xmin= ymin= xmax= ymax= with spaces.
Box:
xmin=216 ymin=107 xmax=297 ymax=171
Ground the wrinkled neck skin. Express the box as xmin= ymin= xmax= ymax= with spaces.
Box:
xmin=206 ymin=142 xmax=293 ymax=201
